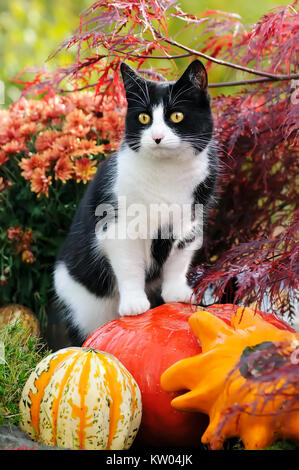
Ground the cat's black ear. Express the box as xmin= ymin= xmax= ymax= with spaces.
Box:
xmin=120 ymin=62 xmax=145 ymax=93
xmin=176 ymin=59 xmax=208 ymax=92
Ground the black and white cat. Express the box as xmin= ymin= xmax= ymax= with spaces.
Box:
xmin=54 ymin=59 xmax=218 ymax=344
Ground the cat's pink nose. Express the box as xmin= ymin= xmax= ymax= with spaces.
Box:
xmin=152 ymin=134 xmax=164 ymax=144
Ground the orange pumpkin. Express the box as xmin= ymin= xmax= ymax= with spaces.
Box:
xmin=161 ymin=307 xmax=299 ymax=449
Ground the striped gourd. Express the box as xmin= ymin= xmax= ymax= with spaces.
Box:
xmin=19 ymin=347 xmax=142 ymax=450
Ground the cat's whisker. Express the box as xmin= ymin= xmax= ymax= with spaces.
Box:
xmin=169 ymin=99 xmax=191 ymax=107
xmin=168 ymin=84 xmax=174 ymax=105
xmin=127 ymin=73 xmax=150 ymax=106
xmin=144 ymin=80 xmax=150 ymax=105
xmin=170 ymin=84 xmax=195 ymax=107
xmin=170 ymin=83 xmax=193 ymax=103
xmin=127 ymin=97 xmax=148 ymax=108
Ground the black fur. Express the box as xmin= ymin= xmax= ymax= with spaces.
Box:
xmin=57 ymin=154 xmax=118 ymax=298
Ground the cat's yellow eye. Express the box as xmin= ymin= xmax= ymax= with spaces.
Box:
xmin=138 ymin=113 xmax=151 ymax=125
xmin=170 ymin=111 xmax=184 ymax=123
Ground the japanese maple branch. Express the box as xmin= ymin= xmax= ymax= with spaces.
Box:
xmin=58 ymin=74 xmax=298 ymax=93
xmin=55 ymin=36 xmax=299 ymax=94
xmin=107 ymin=45 xmax=299 ymax=84
xmin=152 ymin=28 xmax=299 ymax=81
xmin=57 ymin=68 xmax=167 ymax=92
xmin=208 ymin=76 xmax=299 ymax=88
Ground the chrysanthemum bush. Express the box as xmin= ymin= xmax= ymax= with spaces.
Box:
xmin=1 ymin=0 xmax=298 ymax=327
xmin=0 ymin=92 xmax=125 ymax=326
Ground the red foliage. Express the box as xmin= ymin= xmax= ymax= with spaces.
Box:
xmin=15 ymin=1 xmax=299 ymax=321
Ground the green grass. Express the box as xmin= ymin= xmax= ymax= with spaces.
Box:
xmin=230 ymin=439 xmax=297 ymax=451
xmin=0 ymin=320 xmax=51 ymax=426
xmin=263 ymin=440 xmax=297 ymax=451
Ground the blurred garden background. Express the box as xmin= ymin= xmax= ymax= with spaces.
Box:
xmin=0 ymin=0 xmax=292 ymax=105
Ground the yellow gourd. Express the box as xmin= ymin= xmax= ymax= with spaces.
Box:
xmin=0 ymin=304 xmax=40 ymax=337
xmin=20 ymin=347 xmax=142 ymax=450
xmin=161 ymin=307 xmax=299 ymax=449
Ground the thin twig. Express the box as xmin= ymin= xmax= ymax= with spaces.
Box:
xmin=57 ymin=68 xmax=166 ymax=93
xmin=57 ymin=82 xmax=98 ymax=93
xmin=54 ymin=34 xmax=299 ymax=94
xmin=58 ymin=74 xmax=298 ymax=93
xmin=208 ymin=76 xmax=299 ymax=88
xmin=152 ymin=27 xmax=299 ymax=81
xmin=138 ymin=69 xmax=167 ymax=81
xmin=112 ymin=48 xmax=192 ymax=60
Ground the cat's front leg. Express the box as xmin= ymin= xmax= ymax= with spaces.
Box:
xmin=161 ymin=241 xmax=197 ymax=305
xmin=102 ymin=237 xmax=150 ymax=317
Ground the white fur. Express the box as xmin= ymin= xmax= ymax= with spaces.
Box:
xmin=54 ymin=262 xmax=119 ymax=337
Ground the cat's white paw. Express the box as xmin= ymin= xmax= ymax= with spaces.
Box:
xmin=119 ymin=292 xmax=150 ymax=317
xmin=162 ymin=282 xmax=195 ymax=304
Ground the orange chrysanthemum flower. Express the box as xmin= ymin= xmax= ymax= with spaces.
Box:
xmin=71 ymin=139 xmax=105 ymax=157
xmin=74 ymin=158 xmax=97 ymax=184
xmin=52 ymin=134 xmax=79 ymax=154
xmin=63 ymin=109 xmax=92 ymax=138
xmin=2 ymin=139 xmax=27 ymax=154
xmin=95 ymin=112 xmax=124 ymax=143
xmin=35 ymin=130 xmax=60 ymax=152
xmin=19 ymin=154 xmax=47 ymax=180
xmin=30 ymin=168 xmax=52 ymax=197
xmin=19 ymin=122 xmax=39 ymax=137
xmin=54 ymin=157 xmax=74 ymax=183
xmin=39 ymin=148 xmax=60 ymax=166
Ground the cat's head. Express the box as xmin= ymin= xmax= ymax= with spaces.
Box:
xmin=120 ymin=60 xmax=213 ymax=158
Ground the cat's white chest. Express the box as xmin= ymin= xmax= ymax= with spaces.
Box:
xmin=110 ymin=144 xmax=210 ymax=274
xmin=115 ymin=144 xmax=210 ymax=207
